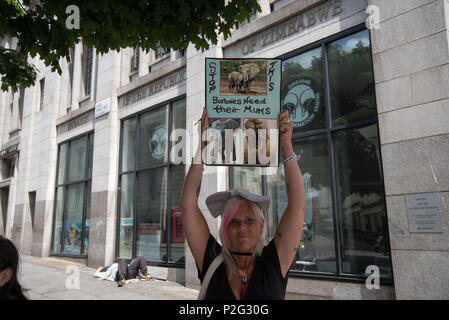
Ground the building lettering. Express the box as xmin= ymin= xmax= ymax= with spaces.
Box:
xmin=120 ymin=69 xmax=186 ymax=108
xmin=57 ymin=110 xmax=94 ymax=135
xmin=0 ymin=143 xmax=19 ymax=158
xmin=239 ymin=0 xmax=344 ymax=56
xmin=67 ymin=114 xmax=89 ymax=131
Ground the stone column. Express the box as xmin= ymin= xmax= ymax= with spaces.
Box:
xmin=9 ymin=58 xmax=39 ymax=248
xmin=87 ymin=50 xmax=121 ymax=268
xmin=120 ymin=48 xmax=133 ymax=87
xmin=170 ymin=48 xmax=177 ymax=62
xmin=10 ymin=91 xmax=20 ymax=133
xmin=70 ymin=42 xmax=82 ymax=111
xmin=139 ymin=48 xmax=151 ymax=78
xmin=30 ymin=67 xmax=60 ymax=257
xmin=370 ymin=0 xmax=449 ymax=299
xmin=0 ymin=89 xmax=8 ymax=148
xmin=58 ymin=57 xmax=71 ymax=116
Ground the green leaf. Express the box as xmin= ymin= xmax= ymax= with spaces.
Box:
xmin=0 ymin=0 xmax=261 ymax=92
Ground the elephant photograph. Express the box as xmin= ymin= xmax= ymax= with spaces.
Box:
xmin=243 ymin=118 xmax=277 ymax=165
xmin=207 ymin=117 xmax=241 ymax=164
xmin=219 ymin=60 xmax=267 ymax=95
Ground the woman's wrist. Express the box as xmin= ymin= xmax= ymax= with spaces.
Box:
xmin=282 ymin=152 xmax=297 ymax=165
xmin=191 ymin=154 xmax=204 ymax=169
xmin=281 ymin=146 xmax=294 ymax=160
xmin=192 ymin=145 xmax=205 ymax=165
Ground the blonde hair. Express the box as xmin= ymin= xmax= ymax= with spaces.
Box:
xmin=218 ymin=188 xmax=267 ymax=280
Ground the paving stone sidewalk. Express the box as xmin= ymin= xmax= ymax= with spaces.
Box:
xmin=19 ymin=254 xmax=199 ymax=300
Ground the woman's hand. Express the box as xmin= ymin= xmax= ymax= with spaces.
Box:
xmin=278 ymin=109 xmax=294 ymax=159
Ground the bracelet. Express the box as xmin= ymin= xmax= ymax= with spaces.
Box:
xmin=282 ymin=152 xmax=297 ymax=165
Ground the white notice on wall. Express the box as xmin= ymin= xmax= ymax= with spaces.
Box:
xmin=95 ymin=97 xmax=111 ymax=118
xmin=406 ymin=193 xmax=442 ymax=233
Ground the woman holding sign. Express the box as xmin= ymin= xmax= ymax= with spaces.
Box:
xmin=180 ymin=107 xmax=305 ymax=300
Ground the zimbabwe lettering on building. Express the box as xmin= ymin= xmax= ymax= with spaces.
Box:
xmin=237 ymin=0 xmax=344 ymax=56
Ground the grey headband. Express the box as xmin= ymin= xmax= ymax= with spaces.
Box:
xmin=205 ymin=190 xmax=270 ymax=218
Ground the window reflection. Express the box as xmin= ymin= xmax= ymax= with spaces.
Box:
xmin=68 ymin=136 xmax=87 ymax=182
xmin=171 ymin=99 xmax=187 ymax=164
xmin=170 ymin=164 xmax=186 ymax=263
xmin=137 ymin=168 xmax=168 ymax=261
xmin=51 ymin=187 xmax=65 ymax=253
xmin=139 ymin=106 xmax=169 ymax=168
xmin=232 ymin=166 xmax=263 ymax=195
xmin=118 ymin=98 xmax=186 ymax=264
xmin=267 ymin=135 xmax=336 ymax=273
xmin=327 ymin=30 xmax=377 ymax=125
xmin=63 ymin=183 xmax=84 ymax=255
xmin=121 ymin=118 xmax=137 ymax=172
xmin=333 ymin=124 xmax=391 ymax=278
xmin=119 ymin=173 xmax=135 ymax=259
xmin=57 ymin=144 xmax=67 ymax=185
xmin=83 ymin=180 xmax=91 ymax=255
xmin=52 ymin=134 xmax=93 ymax=256
xmin=281 ymin=47 xmax=325 ymax=132
xmin=87 ymin=135 xmax=94 ymax=179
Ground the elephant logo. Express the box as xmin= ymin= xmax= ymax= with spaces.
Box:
xmin=281 ymin=78 xmax=321 ymax=129
xmin=149 ymin=124 xmax=167 ymax=159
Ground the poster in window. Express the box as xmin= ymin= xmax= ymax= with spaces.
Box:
xmin=205 ymin=58 xmax=281 ymax=167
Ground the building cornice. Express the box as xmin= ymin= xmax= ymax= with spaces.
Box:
xmin=221 ymin=0 xmax=326 ymax=48
xmin=118 ymin=56 xmax=186 ymax=98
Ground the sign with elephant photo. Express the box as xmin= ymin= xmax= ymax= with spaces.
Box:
xmin=205 ymin=58 xmax=281 ymax=167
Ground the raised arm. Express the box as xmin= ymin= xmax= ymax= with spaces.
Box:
xmin=180 ymin=107 xmax=210 ymax=274
xmin=274 ymin=110 xmax=306 ymax=278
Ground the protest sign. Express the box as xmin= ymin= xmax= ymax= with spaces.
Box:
xmin=205 ymin=58 xmax=281 ymax=166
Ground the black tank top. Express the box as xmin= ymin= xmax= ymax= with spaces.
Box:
xmin=197 ymin=234 xmax=288 ymax=300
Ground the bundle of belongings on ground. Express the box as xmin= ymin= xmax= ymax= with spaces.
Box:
xmin=94 ymin=263 xmax=166 ymax=284
xmin=94 ymin=264 xmax=140 ymax=284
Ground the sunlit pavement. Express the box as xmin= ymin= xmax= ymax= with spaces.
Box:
xmin=19 ymin=254 xmax=199 ymax=300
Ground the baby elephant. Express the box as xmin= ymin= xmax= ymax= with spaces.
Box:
xmin=239 ymin=63 xmax=260 ymax=93
xmin=228 ymin=71 xmax=243 ymax=92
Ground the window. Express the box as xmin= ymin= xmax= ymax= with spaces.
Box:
xmin=51 ymin=133 xmax=94 ymax=256
xmin=1 ymin=187 xmax=9 ymax=234
xmin=117 ymin=98 xmax=186 ymax=265
xmin=1 ymin=159 xmax=14 ymax=179
xmin=231 ymin=27 xmax=392 ymax=283
xmin=29 ymin=191 xmax=36 ymax=231
xmin=82 ymin=45 xmax=93 ymax=96
xmin=155 ymin=42 xmax=170 ymax=59
xmin=39 ymin=78 xmax=45 ymax=111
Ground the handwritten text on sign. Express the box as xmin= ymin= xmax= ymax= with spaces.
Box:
xmin=205 ymin=58 xmax=281 ymax=119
